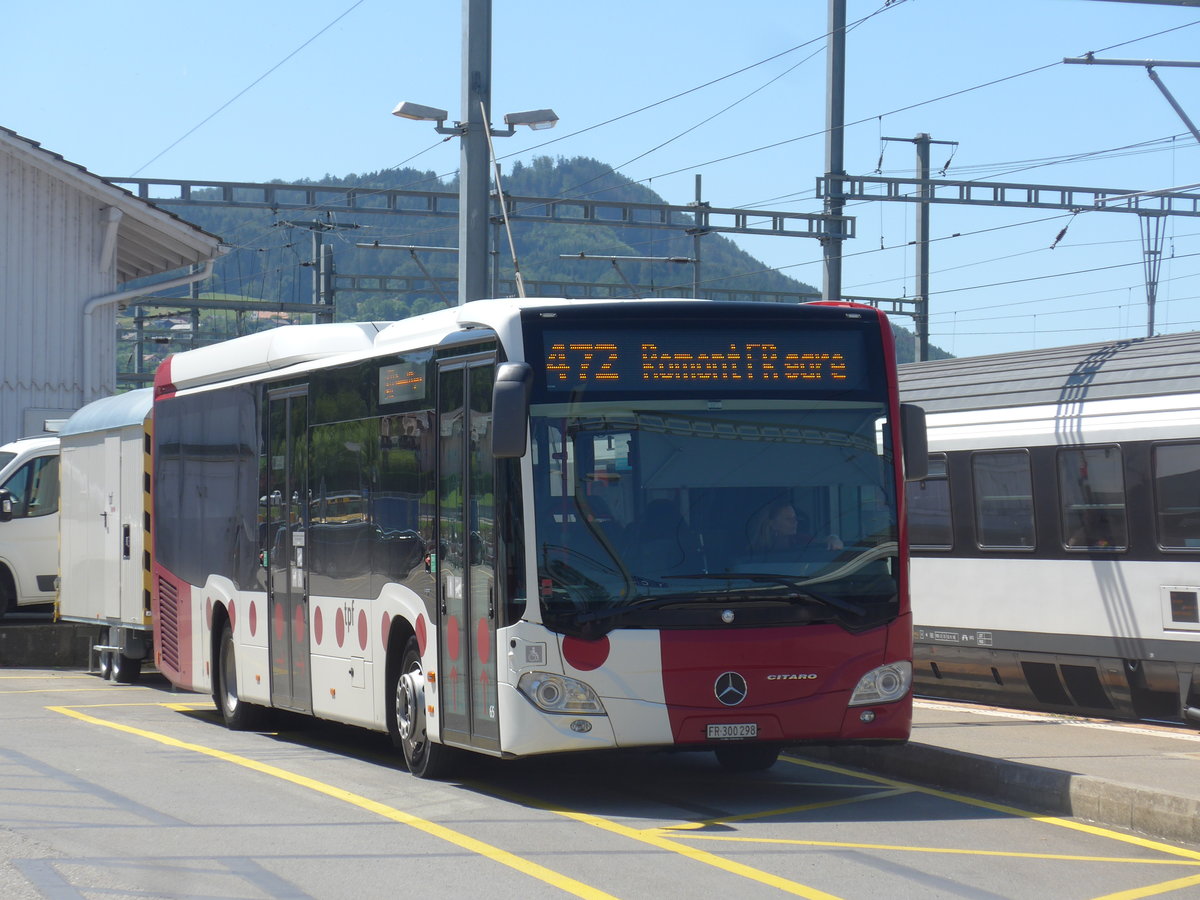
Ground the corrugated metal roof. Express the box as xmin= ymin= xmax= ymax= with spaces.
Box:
xmin=59 ymin=389 xmax=153 ymax=438
xmin=898 ymin=331 xmax=1200 ymax=412
xmin=0 ymin=126 xmax=224 ymax=280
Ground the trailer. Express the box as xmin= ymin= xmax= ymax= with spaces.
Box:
xmin=57 ymin=389 xmax=154 ymax=682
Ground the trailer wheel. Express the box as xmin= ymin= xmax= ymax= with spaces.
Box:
xmin=714 ymin=743 xmax=781 ymax=773
xmin=390 ymin=636 xmax=456 ymax=779
xmin=96 ymin=649 xmax=113 ymax=680
xmin=111 ymin=652 xmax=142 ymax=684
xmin=215 ymin=621 xmax=267 ymax=731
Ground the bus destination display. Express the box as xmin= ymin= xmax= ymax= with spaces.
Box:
xmin=542 ymin=328 xmax=867 ymax=392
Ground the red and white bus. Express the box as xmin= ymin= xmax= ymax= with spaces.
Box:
xmin=150 ymin=298 xmax=925 ymax=776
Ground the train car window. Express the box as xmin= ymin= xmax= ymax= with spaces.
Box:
xmin=1057 ymin=446 xmax=1127 ymax=551
xmin=972 ymin=451 xmax=1035 ymax=549
xmin=908 ymin=453 xmax=951 ymax=549
xmin=1153 ymin=442 xmax=1200 ymax=549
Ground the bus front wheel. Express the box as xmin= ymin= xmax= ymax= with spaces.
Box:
xmin=215 ymin=621 xmax=267 ymax=731
xmin=391 ymin=636 xmax=456 ymax=779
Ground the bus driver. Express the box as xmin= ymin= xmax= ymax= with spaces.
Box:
xmin=748 ymin=499 xmax=843 ymax=559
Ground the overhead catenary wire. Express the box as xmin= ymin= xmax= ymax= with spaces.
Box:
xmin=129 ymin=0 xmax=367 ymax=176
xmin=130 ymin=6 xmax=1200 ymax=343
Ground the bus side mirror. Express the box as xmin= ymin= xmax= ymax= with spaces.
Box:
xmin=0 ymin=489 xmax=11 ymax=523
xmin=492 ymin=362 xmax=532 ymax=459
xmin=900 ymin=403 xmax=928 ymax=482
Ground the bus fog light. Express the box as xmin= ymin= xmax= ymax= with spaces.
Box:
xmin=570 ymin=719 xmax=592 ymax=733
xmin=849 ymin=661 xmax=912 ymax=706
xmin=859 ymin=710 xmax=876 ymax=723
xmin=518 ymin=671 xmax=607 ymax=715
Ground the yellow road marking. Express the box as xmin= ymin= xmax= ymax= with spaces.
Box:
xmin=23 ymin=701 xmax=206 ymax=709
xmin=473 ymin=783 xmax=843 ymax=900
xmin=0 ymin=674 xmax=93 ymax=680
xmin=48 ymin=705 xmax=616 ymax=900
xmin=661 ymin=833 xmax=1200 ymax=866
xmin=1091 ymin=874 xmax=1200 ymax=899
xmin=46 ymin=700 xmax=1199 ymax=898
xmin=656 ymin=788 xmax=910 ymax=831
xmin=781 ymin=755 xmax=1200 ymax=863
xmin=0 ymin=688 xmax=127 ymax=694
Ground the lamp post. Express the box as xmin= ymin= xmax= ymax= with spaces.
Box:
xmin=392 ymin=1 xmax=556 ymax=306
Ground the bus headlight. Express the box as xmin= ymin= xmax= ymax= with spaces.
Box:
xmin=848 ymin=661 xmax=912 ymax=706
xmin=517 ymin=672 xmax=607 ymax=715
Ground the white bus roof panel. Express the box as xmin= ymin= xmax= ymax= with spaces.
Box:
xmin=167 ymin=322 xmax=385 ymax=391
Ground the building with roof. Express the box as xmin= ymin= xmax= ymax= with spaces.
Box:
xmin=0 ymin=127 xmax=225 ymax=442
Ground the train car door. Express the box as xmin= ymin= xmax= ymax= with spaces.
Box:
xmin=436 ymin=355 xmax=499 ymax=752
xmin=267 ymin=386 xmax=312 ymax=714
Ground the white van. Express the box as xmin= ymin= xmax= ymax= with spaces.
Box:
xmin=0 ymin=435 xmax=61 ymax=616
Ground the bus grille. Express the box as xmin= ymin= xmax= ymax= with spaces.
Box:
xmin=157 ymin=576 xmax=180 ymax=672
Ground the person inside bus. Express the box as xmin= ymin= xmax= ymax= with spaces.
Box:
xmin=747 ymin=499 xmax=843 ymax=559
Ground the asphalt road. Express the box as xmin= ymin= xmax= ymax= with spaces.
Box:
xmin=3 ymin=669 xmax=1200 ymax=900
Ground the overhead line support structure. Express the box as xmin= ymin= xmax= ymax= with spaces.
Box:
xmin=110 ymin=178 xmax=852 ymax=241
xmin=819 ymin=173 xmax=1200 ymax=345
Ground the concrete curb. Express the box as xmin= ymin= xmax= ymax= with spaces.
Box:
xmin=795 ymin=742 xmax=1200 ymax=847
xmin=0 ymin=623 xmax=98 ymax=668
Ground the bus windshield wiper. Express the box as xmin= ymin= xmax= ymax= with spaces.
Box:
xmin=661 ymin=572 xmax=867 ymax=617
xmin=573 ymin=591 xmax=711 ymax=624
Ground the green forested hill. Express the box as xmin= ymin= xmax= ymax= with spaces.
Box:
xmin=152 ymin=155 xmax=949 ymax=363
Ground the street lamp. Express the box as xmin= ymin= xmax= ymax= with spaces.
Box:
xmin=390 ymin=101 xmax=457 ymax=134
xmin=500 ymin=108 xmax=559 ymax=133
xmin=393 ymin=98 xmax=556 ymax=304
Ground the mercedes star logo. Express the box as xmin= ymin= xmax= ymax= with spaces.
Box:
xmin=714 ymin=671 xmax=748 ymax=706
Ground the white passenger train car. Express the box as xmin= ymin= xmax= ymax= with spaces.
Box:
xmin=900 ymin=332 xmax=1200 ymax=722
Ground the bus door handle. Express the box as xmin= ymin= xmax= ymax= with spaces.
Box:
xmin=488 ymin=585 xmax=495 ymax=619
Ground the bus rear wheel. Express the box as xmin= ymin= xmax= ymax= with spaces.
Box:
xmin=391 ymin=636 xmax=456 ymax=779
xmin=215 ymin=621 xmax=267 ymax=731
xmin=715 ymin=743 xmax=781 ymax=773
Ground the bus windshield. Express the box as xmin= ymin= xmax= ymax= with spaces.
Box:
xmin=530 ymin=397 xmax=899 ymax=637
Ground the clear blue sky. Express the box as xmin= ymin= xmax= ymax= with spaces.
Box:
xmin=7 ymin=0 xmax=1200 ymax=358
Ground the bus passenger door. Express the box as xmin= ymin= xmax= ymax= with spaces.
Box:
xmin=436 ymin=356 xmax=499 ymax=752
xmin=266 ymin=386 xmax=312 ymax=715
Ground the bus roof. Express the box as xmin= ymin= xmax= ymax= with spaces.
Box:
xmin=164 ymin=322 xmax=386 ymax=392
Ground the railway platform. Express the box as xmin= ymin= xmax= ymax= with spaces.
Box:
xmin=797 ymin=699 xmax=1200 ymax=848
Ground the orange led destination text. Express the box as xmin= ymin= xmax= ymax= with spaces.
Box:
xmin=545 ymin=341 xmax=846 ymax=382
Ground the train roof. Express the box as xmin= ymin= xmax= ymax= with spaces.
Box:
xmin=899 ymin=330 xmax=1200 ymax=413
